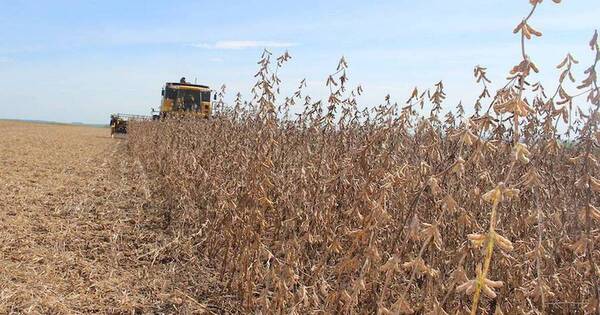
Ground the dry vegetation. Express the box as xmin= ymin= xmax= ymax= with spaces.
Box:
xmin=2 ymin=1 xmax=598 ymax=315
xmin=128 ymin=1 xmax=599 ymax=314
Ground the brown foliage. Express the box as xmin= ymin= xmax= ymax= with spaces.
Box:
xmin=128 ymin=2 xmax=599 ymax=314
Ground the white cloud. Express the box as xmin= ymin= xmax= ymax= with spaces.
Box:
xmin=191 ymin=40 xmax=297 ymax=50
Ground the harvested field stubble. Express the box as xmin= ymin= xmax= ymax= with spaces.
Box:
xmin=0 ymin=121 xmax=228 ymax=314
xmin=128 ymin=3 xmax=599 ymax=313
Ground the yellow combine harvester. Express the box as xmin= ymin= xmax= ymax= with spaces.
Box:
xmin=110 ymin=79 xmax=214 ymax=135
xmin=156 ymin=81 xmax=213 ymax=119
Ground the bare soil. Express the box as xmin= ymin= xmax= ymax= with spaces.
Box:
xmin=0 ymin=121 xmax=223 ymax=314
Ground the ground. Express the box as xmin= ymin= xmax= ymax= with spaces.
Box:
xmin=0 ymin=121 xmax=223 ymax=314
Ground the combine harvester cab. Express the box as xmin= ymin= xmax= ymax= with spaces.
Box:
xmin=159 ymin=82 xmax=214 ymax=119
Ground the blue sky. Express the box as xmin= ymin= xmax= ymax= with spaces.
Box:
xmin=0 ymin=0 xmax=598 ymax=124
